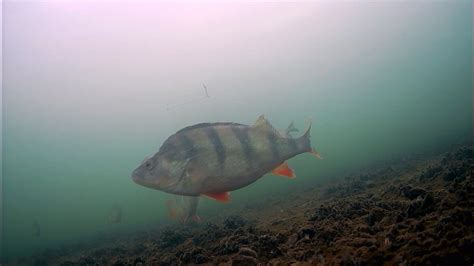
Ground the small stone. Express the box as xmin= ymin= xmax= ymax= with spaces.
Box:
xmin=231 ymin=255 xmax=258 ymax=266
xmin=297 ymin=227 xmax=316 ymax=240
xmin=238 ymin=247 xmax=257 ymax=258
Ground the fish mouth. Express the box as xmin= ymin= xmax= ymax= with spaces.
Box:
xmin=131 ymin=174 xmax=142 ymax=184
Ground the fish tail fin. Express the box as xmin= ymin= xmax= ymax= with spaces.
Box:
xmin=299 ymin=118 xmax=322 ymax=159
xmin=310 ymin=148 xmax=323 ymax=159
xmin=297 ymin=119 xmax=312 ymax=149
xmin=302 ymin=120 xmax=312 ymax=139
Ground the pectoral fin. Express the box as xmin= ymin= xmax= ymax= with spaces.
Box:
xmin=165 ymin=199 xmax=184 ymax=219
xmin=203 ymin=192 xmax=231 ymax=203
xmin=272 ymin=162 xmax=296 ymax=179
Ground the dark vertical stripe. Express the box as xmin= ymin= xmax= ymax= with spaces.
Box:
xmin=204 ymin=127 xmax=226 ymax=170
xmin=231 ymin=126 xmax=254 ymax=167
xmin=177 ymin=133 xmax=196 ymax=159
xmin=267 ymin=131 xmax=280 ymax=161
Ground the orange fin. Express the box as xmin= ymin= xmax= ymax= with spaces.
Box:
xmin=272 ymin=162 xmax=296 ymax=179
xmin=310 ymin=148 xmax=323 ymax=159
xmin=165 ymin=199 xmax=182 ymax=219
xmin=203 ymin=192 xmax=231 ymax=203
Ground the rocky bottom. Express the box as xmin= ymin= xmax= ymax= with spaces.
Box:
xmin=9 ymin=145 xmax=474 ymax=265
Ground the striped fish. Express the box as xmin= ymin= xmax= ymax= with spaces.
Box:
xmin=132 ymin=115 xmax=320 ymax=208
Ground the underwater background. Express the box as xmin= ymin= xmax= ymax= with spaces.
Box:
xmin=2 ymin=1 xmax=472 ymax=261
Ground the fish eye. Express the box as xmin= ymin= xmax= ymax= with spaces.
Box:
xmin=144 ymin=160 xmax=154 ymax=170
xmin=141 ymin=155 xmax=151 ymax=164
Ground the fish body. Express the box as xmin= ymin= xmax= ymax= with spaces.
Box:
xmin=132 ymin=115 xmax=318 ymax=201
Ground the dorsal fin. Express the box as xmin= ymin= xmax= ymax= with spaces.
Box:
xmin=253 ymin=115 xmax=269 ymax=128
xmin=285 ymin=121 xmax=299 ymax=137
xmin=175 ymin=122 xmax=245 ymax=134
xmin=252 ymin=115 xmax=280 ymax=135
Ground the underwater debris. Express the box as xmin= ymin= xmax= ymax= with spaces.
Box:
xmin=165 ymin=84 xmax=211 ymax=111
xmin=203 ymin=84 xmax=210 ymax=98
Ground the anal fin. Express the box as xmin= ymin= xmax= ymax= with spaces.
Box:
xmin=203 ymin=191 xmax=231 ymax=203
xmin=272 ymin=162 xmax=296 ymax=179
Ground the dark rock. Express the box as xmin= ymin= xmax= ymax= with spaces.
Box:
xmin=159 ymin=229 xmax=187 ymax=248
xmin=33 ymin=257 xmax=48 ymax=266
xmin=216 ymin=241 xmax=239 ymax=255
xmin=366 ymin=208 xmax=385 ymax=226
xmin=78 ymin=255 xmax=96 ymax=265
xmin=436 ymin=216 xmax=455 ymax=235
xmin=419 ymin=166 xmax=442 ymax=180
xmin=452 ymin=207 xmax=473 ymax=225
xmin=113 ymin=261 xmax=125 ymax=266
xmin=297 ymin=227 xmax=316 ymax=240
xmin=224 ymin=215 xmax=247 ymax=230
xmin=133 ymin=257 xmax=145 ymax=266
xmin=359 ymin=174 xmax=369 ymax=181
xmin=453 ymin=147 xmax=473 ymax=160
xmin=421 ymin=194 xmax=434 ymax=209
xmin=405 ymin=198 xmax=422 ymax=218
xmin=442 ymin=169 xmax=458 ymax=181
xmin=316 ymin=227 xmax=340 ymax=245
xmin=405 ymin=193 xmax=435 ymax=218
xmin=257 ymin=234 xmax=283 ymax=258
xmin=346 ymin=201 xmax=367 ymax=218
xmin=178 ymin=248 xmax=209 ymax=264
xmin=309 ymin=205 xmax=338 ymax=221
xmin=298 ymin=249 xmax=316 ymax=261
xmin=400 ymin=185 xmax=426 ymax=200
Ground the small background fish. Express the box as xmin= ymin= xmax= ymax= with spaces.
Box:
xmin=106 ymin=204 xmax=123 ymax=225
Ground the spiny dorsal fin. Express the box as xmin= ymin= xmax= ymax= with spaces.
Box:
xmin=252 ymin=115 xmax=281 ymax=136
xmin=175 ymin=122 xmax=245 ymax=135
xmin=253 ymin=115 xmax=270 ymax=128
xmin=285 ymin=121 xmax=299 ymax=137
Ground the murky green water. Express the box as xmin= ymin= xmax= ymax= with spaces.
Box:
xmin=2 ymin=1 xmax=472 ymax=260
